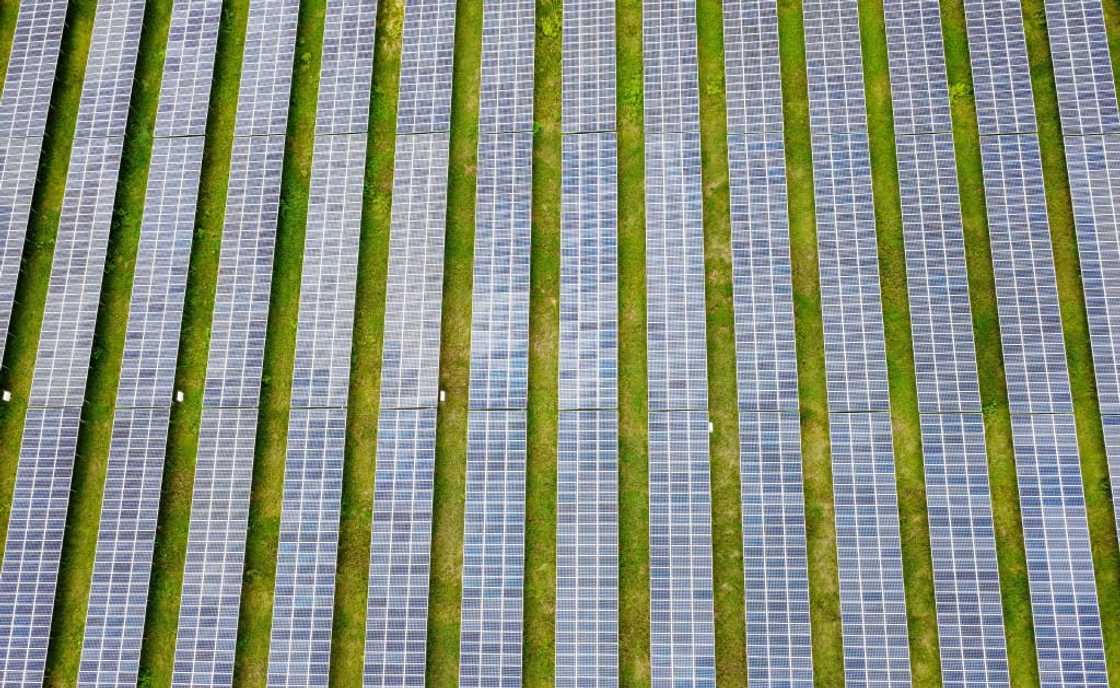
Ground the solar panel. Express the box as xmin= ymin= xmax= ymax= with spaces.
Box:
xmin=234 ymin=0 xmax=300 ymax=136
xmin=722 ymin=0 xmax=783 ymax=135
xmin=72 ymin=0 xmax=147 ymax=140
xmin=896 ymin=133 xmax=982 ymax=413
xmin=830 ymin=412 xmax=911 ymax=686
xmin=29 ymin=136 xmax=124 ymax=406
xmin=202 ymin=134 xmax=285 ymax=408
xmin=79 ymin=407 xmax=172 ymax=686
xmin=558 ymin=132 xmax=618 ymax=411
xmin=644 ymin=130 xmax=708 ymax=412
xmin=315 ymin=0 xmax=378 ymax=134
xmin=810 ymin=131 xmax=891 ymax=412
xmin=289 ymin=133 xmax=364 ymax=409
xmin=173 ymin=406 xmax=259 ymax=688
xmin=881 ymin=0 xmax=952 ymax=136
xmin=395 ymin=0 xmax=458 ymax=134
xmin=468 ymin=133 xmax=532 ymax=411
xmin=113 ymin=136 xmax=203 ymax=407
xmin=962 ymin=0 xmax=1036 ymax=135
xmin=642 ymin=0 xmax=700 ymax=132
xmin=153 ymin=0 xmax=222 ymax=137
xmin=727 ymin=132 xmax=799 ymax=413
xmin=1103 ymin=415 xmax=1120 ymax=539
xmin=648 ymin=410 xmax=716 ymax=686
xmin=267 ymin=407 xmax=347 ymax=687
xmin=1042 ymin=0 xmax=1120 ymax=137
xmin=478 ymin=0 xmax=535 ymax=134
xmin=920 ymin=413 xmax=1008 ymax=685
xmin=802 ymin=0 xmax=867 ymax=134
xmin=561 ymin=0 xmax=615 ymax=134
xmin=738 ymin=412 xmax=813 ymax=686
xmin=555 ymin=410 xmax=618 ymax=687
xmin=378 ymin=131 xmax=451 ymax=410
xmin=363 ymin=407 xmax=437 ymax=687
xmin=1011 ymin=413 xmax=1108 ymax=687
xmin=0 ymin=407 xmax=80 ymax=685
xmin=979 ymin=134 xmax=1072 ymax=415
xmin=0 ymin=135 xmax=41 ymax=367
xmin=0 ymin=0 xmax=67 ymax=137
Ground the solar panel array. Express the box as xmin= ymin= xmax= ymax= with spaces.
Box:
xmin=269 ymin=1 xmax=375 ymax=683
xmin=0 ymin=1 xmax=146 ymax=683
xmin=173 ymin=0 xmax=299 ymax=683
xmin=363 ymin=1 xmax=457 ymax=683
xmin=458 ymin=3 xmax=535 ymax=683
xmin=1043 ymin=0 xmax=1120 ymax=548
xmin=722 ymin=1 xmax=813 ymax=683
xmin=803 ymin=0 xmax=911 ymax=682
xmin=0 ymin=0 xmax=68 ymax=366
xmin=964 ymin=1 xmax=1108 ymax=683
xmin=642 ymin=2 xmax=715 ymax=684
xmin=556 ymin=2 xmax=619 ymax=683
xmin=881 ymin=0 xmax=1011 ymax=683
xmin=79 ymin=3 xmax=222 ymax=682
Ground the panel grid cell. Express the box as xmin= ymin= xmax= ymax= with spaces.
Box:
xmin=738 ymin=412 xmax=813 ymax=686
xmin=173 ymin=407 xmax=259 ymax=688
xmin=881 ymin=0 xmax=953 ymax=135
xmin=962 ymin=0 xmax=1036 ymax=135
xmin=727 ymin=132 xmax=799 ymax=413
xmin=642 ymin=0 xmax=700 ymax=132
xmin=644 ymin=130 xmax=708 ymax=413
xmin=395 ymin=0 xmax=458 ymax=134
xmin=0 ymin=135 xmax=42 ymax=367
xmin=267 ymin=407 xmax=347 ymax=687
xmin=233 ymin=0 xmax=300 ymax=136
xmin=153 ymin=0 xmax=222 ymax=137
xmin=73 ymin=0 xmax=147 ymax=140
xmin=363 ymin=407 xmax=437 ymax=687
xmin=555 ymin=410 xmax=619 ymax=687
xmin=478 ymin=0 xmax=535 ymax=134
xmin=561 ymin=0 xmax=615 ymax=134
xmin=829 ymin=412 xmax=911 ymax=687
xmin=0 ymin=0 xmax=68 ymax=138
xmin=289 ymin=133 xmax=365 ymax=409
xmin=558 ymin=132 xmax=618 ymax=411
xmin=722 ymin=0 xmax=783 ymax=135
xmin=1103 ymin=415 xmax=1120 ymax=540
xmin=648 ymin=410 xmax=716 ymax=687
xmin=314 ymin=0 xmax=378 ymax=134
xmin=803 ymin=0 xmax=867 ymax=134
xmin=1011 ymin=414 xmax=1108 ymax=687
xmin=468 ymin=133 xmax=533 ymax=411
xmin=1042 ymin=0 xmax=1120 ymax=137
xmin=79 ymin=407 xmax=173 ymax=686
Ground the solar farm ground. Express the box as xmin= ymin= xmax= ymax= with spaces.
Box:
xmin=1 ymin=0 xmax=1120 ymax=686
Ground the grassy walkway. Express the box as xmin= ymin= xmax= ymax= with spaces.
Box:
xmin=694 ymin=1 xmax=748 ymax=683
xmin=616 ymin=1 xmax=651 ymax=684
xmin=327 ymin=0 xmax=403 ymax=684
xmin=41 ymin=0 xmax=175 ymax=683
xmin=523 ymin=1 xmax=562 ymax=683
xmin=938 ymin=0 xmax=1041 ymax=683
xmin=137 ymin=0 xmax=251 ymax=682
xmin=424 ymin=0 xmax=482 ymax=681
xmin=1018 ymin=0 xmax=1120 ymax=673
xmin=775 ymin=1 xmax=845 ymax=683
xmin=0 ymin=1 xmax=15 ymax=84
xmin=856 ymin=0 xmax=942 ymax=682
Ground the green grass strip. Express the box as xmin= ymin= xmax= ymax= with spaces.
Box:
xmin=774 ymin=1 xmax=845 ymax=683
xmin=616 ymin=0 xmax=651 ymax=684
xmin=523 ymin=2 xmax=561 ymax=684
xmin=1104 ymin=0 xmax=1120 ymax=95
xmin=694 ymin=1 xmax=748 ymax=683
xmin=0 ymin=0 xmax=96 ymax=553
xmin=856 ymin=0 xmax=942 ymax=682
xmin=137 ymin=1 xmax=251 ymax=683
xmin=1018 ymin=0 xmax=1120 ymax=673
xmin=41 ymin=0 xmax=175 ymax=683
xmin=327 ymin=0 xmax=403 ymax=684
xmin=937 ymin=0 xmax=1041 ymax=683
xmin=424 ymin=0 xmax=482 ymax=680
xmin=0 ymin=0 xmax=16 ymax=86
xmin=230 ymin=0 xmax=327 ymax=683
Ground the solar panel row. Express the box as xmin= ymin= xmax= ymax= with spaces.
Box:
xmin=881 ymin=3 xmax=1011 ymax=682
xmin=0 ymin=0 xmax=68 ymax=366
xmin=721 ymin=1 xmax=812 ymax=682
xmin=803 ymin=0 xmax=911 ymax=681
xmin=270 ymin=1 xmax=375 ymax=679
xmin=556 ymin=2 xmax=619 ymax=683
xmin=0 ymin=1 xmax=146 ymax=683
xmin=1042 ymin=0 xmax=1120 ymax=137
xmin=963 ymin=1 xmax=1108 ymax=682
xmin=364 ymin=1 xmax=457 ymax=683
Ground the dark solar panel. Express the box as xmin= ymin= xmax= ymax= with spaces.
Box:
xmin=479 ymin=0 xmax=535 ymax=133
xmin=1042 ymin=0 xmax=1120 ymax=136
xmin=882 ymin=0 xmax=952 ymax=135
xmin=642 ymin=0 xmax=700 ymax=132
xmin=395 ymin=0 xmax=457 ymax=134
xmin=153 ymin=0 xmax=222 ymax=137
xmin=0 ymin=0 xmax=68 ymax=138
xmin=962 ymin=0 xmax=1036 ymax=135
xmin=315 ymin=0 xmax=377 ymax=134
xmin=803 ymin=0 xmax=867 ymax=134
xmin=233 ymin=0 xmax=300 ymax=136
xmin=722 ymin=0 xmax=783 ymax=135
xmin=561 ymin=0 xmax=615 ymax=133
